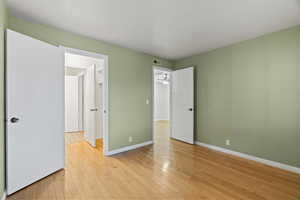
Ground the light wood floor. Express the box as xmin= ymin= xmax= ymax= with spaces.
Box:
xmin=65 ymin=131 xmax=85 ymax=145
xmin=8 ymin=121 xmax=300 ymax=200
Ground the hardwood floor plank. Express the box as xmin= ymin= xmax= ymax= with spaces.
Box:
xmin=7 ymin=122 xmax=300 ymax=200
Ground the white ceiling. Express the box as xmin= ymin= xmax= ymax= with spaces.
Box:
xmin=7 ymin=0 xmax=300 ymax=60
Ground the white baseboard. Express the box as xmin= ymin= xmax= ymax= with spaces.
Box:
xmin=154 ymin=119 xmax=169 ymax=121
xmin=195 ymin=141 xmax=300 ymax=174
xmin=105 ymin=141 xmax=153 ymax=156
xmin=1 ymin=191 xmax=6 ymax=200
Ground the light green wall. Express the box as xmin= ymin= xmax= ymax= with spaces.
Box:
xmin=0 ymin=0 xmax=6 ymax=197
xmin=175 ymin=25 xmax=300 ymax=168
xmin=8 ymin=16 xmax=172 ymax=151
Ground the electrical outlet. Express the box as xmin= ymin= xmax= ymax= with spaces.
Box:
xmin=226 ymin=139 xmax=230 ymax=146
xmin=129 ymin=136 xmax=133 ymax=143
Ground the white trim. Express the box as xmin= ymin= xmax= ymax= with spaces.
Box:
xmin=1 ymin=191 xmax=6 ymax=200
xmin=103 ymin=53 xmax=109 ymax=155
xmin=59 ymin=46 xmax=66 ymax=169
xmin=106 ymin=141 xmax=153 ymax=156
xmin=153 ymin=66 xmax=173 ymax=72
xmin=195 ymin=141 xmax=300 ymax=174
xmin=76 ymin=71 xmax=85 ymax=77
xmin=61 ymin=46 xmax=110 ymax=156
xmin=152 ymin=66 xmax=172 ymax=142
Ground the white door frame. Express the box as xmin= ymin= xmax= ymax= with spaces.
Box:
xmin=61 ymin=46 xmax=109 ymax=155
xmin=152 ymin=66 xmax=173 ymax=142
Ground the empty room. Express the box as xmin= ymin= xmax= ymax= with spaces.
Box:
xmin=1 ymin=0 xmax=300 ymax=200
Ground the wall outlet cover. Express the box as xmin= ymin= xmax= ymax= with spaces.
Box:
xmin=226 ymin=140 xmax=230 ymax=146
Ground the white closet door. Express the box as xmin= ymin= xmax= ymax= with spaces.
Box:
xmin=84 ymin=65 xmax=97 ymax=147
xmin=78 ymin=75 xmax=84 ymax=131
xmin=65 ymin=76 xmax=79 ymax=132
xmin=6 ymin=30 xmax=64 ymax=195
xmin=171 ymin=67 xmax=194 ymax=144
xmin=96 ymin=83 xmax=103 ymax=139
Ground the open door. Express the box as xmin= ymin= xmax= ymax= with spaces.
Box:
xmin=6 ymin=30 xmax=64 ymax=195
xmin=171 ymin=67 xmax=194 ymax=144
xmin=84 ymin=64 xmax=97 ymax=147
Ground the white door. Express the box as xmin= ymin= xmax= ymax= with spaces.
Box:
xmin=171 ymin=67 xmax=194 ymax=144
xmin=95 ymin=83 xmax=103 ymax=139
xmin=65 ymin=76 xmax=79 ymax=132
xmin=84 ymin=65 xmax=97 ymax=147
xmin=6 ymin=30 xmax=64 ymax=195
xmin=78 ymin=75 xmax=84 ymax=131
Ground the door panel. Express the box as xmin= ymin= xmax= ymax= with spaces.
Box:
xmin=65 ymin=76 xmax=79 ymax=132
xmin=6 ymin=30 xmax=64 ymax=195
xmin=95 ymin=83 xmax=103 ymax=139
xmin=171 ymin=67 xmax=194 ymax=144
xmin=84 ymin=65 xmax=97 ymax=147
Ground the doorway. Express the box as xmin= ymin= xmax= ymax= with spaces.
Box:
xmin=152 ymin=66 xmax=195 ymax=145
xmin=153 ymin=67 xmax=172 ymax=143
xmin=63 ymin=47 xmax=109 ymax=154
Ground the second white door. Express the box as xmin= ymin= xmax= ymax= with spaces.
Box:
xmin=84 ymin=65 xmax=97 ymax=147
xmin=171 ymin=67 xmax=194 ymax=144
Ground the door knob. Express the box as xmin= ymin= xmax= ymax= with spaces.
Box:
xmin=10 ymin=117 xmax=20 ymax=123
xmin=90 ymin=108 xmax=98 ymax=112
xmin=189 ymin=108 xmax=193 ymax=111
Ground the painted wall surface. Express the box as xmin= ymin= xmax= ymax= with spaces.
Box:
xmin=175 ymin=25 xmax=300 ymax=168
xmin=0 ymin=0 xmax=6 ymax=197
xmin=154 ymin=82 xmax=169 ymax=121
xmin=8 ymin=16 xmax=172 ymax=151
